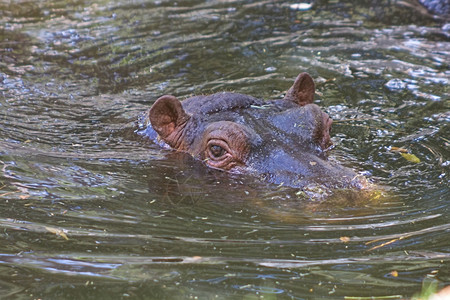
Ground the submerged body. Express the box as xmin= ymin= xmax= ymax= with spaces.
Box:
xmin=138 ymin=73 xmax=368 ymax=190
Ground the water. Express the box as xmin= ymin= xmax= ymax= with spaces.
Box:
xmin=1 ymin=0 xmax=449 ymax=299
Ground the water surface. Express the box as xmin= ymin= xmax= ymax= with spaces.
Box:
xmin=1 ymin=0 xmax=449 ymax=299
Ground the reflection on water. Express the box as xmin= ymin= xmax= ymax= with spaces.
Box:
xmin=1 ymin=0 xmax=449 ymax=298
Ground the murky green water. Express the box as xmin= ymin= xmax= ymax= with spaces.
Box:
xmin=1 ymin=0 xmax=449 ymax=299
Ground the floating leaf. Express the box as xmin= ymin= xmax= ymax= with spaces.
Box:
xmin=367 ymin=238 xmax=401 ymax=251
xmin=340 ymin=236 xmax=350 ymax=243
xmin=400 ymin=153 xmax=421 ymax=163
xmin=45 ymin=226 xmax=69 ymax=240
xmin=390 ymin=146 xmax=408 ymax=153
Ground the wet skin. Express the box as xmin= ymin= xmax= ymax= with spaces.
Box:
xmin=138 ymin=73 xmax=367 ymax=189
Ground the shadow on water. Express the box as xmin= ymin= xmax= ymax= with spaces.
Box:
xmin=1 ymin=0 xmax=449 ymax=299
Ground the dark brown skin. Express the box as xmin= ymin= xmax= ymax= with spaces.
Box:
xmin=139 ymin=72 xmax=367 ymax=189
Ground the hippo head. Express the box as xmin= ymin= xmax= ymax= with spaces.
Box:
xmin=142 ymin=73 xmax=367 ymax=190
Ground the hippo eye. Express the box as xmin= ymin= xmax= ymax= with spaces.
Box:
xmin=209 ymin=144 xmax=226 ymax=158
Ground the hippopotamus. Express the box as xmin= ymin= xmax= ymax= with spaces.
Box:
xmin=138 ymin=72 xmax=367 ymax=190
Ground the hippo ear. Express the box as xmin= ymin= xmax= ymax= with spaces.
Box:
xmin=149 ymin=95 xmax=190 ymax=141
xmin=284 ymin=72 xmax=315 ymax=106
